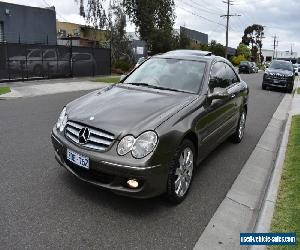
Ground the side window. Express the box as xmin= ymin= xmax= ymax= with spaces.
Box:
xmin=44 ymin=50 xmax=56 ymax=59
xmin=224 ymin=64 xmax=239 ymax=84
xmin=209 ymin=61 xmax=230 ymax=93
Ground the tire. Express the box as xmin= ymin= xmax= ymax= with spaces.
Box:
xmin=33 ymin=65 xmax=43 ymax=76
xmin=286 ymin=86 xmax=293 ymax=93
xmin=262 ymin=83 xmax=267 ymax=90
xmin=230 ymin=110 xmax=247 ymax=144
xmin=166 ymin=139 xmax=196 ymax=204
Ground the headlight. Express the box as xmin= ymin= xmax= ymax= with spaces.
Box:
xmin=264 ymin=71 xmax=270 ymax=79
xmin=117 ymin=131 xmax=158 ymax=159
xmin=117 ymin=135 xmax=136 ymax=156
xmin=56 ymin=107 xmax=67 ymax=132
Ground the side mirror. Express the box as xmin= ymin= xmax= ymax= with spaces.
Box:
xmin=207 ymin=90 xmax=229 ymax=101
xmin=120 ymin=74 xmax=127 ymax=82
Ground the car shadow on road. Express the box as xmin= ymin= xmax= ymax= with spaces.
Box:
xmin=59 ymin=171 xmax=175 ymax=215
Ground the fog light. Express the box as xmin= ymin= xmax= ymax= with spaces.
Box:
xmin=127 ymin=179 xmax=139 ymax=189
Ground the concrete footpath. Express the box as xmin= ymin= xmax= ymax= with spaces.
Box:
xmin=194 ymin=79 xmax=299 ymax=250
xmin=0 ymin=80 xmax=108 ymax=99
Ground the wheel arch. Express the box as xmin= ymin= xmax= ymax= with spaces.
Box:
xmin=182 ymin=130 xmax=198 ymax=159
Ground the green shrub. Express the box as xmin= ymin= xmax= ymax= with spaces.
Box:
xmin=231 ymin=55 xmax=247 ymax=66
xmin=114 ymin=60 xmax=132 ymax=72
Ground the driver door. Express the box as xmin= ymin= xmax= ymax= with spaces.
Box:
xmin=197 ymin=61 xmax=237 ymax=156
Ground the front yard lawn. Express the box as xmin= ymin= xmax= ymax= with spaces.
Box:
xmin=0 ymin=86 xmax=11 ymax=95
xmin=93 ymin=76 xmax=120 ymax=84
xmin=270 ymin=115 xmax=300 ymax=249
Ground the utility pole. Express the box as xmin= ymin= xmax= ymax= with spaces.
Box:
xmin=272 ymin=35 xmax=277 ymax=60
xmin=258 ymin=27 xmax=265 ymax=64
xmin=221 ymin=0 xmax=241 ymax=59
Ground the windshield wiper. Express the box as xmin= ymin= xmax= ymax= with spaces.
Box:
xmin=125 ymin=82 xmax=191 ymax=93
xmin=125 ymin=82 xmax=153 ymax=87
xmin=150 ymin=85 xmax=189 ymax=93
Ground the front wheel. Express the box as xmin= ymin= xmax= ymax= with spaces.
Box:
xmin=230 ymin=110 xmax=247 ymax=143
xmin=262 ymin=83 xmax=267 ymax=90
xmin=286 ymin=85 xmax=293 ymax=93
xmin=166 ymin=139 xmax=195 ymax=204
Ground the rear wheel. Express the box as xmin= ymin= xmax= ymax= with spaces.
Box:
xmin=230 ymin=110 xmax=247 ymax=143
xmin=166 ymin=139 xmax=195 ymax=204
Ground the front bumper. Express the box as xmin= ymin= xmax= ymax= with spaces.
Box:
xmin=51 ymin=129 xmax=169 ymax=198
xmin=263 ymin=78 xmax=293 ymax=89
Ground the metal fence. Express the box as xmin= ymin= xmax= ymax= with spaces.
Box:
xmin=0 ymin=43 xmax=111 ymax=81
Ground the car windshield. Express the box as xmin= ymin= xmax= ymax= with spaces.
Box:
xmin=269 ymin=61 xmax=293 ymax=71
xmin=123 ymin=57 xmax=206 ymax=93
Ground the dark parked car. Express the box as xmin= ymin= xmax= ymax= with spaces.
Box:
xmin=262 ymin=60 xmax=294 ymax=93
xmin=51 ymin=50 xmax=249 ymax=203
xmin=239 ymin=61 xmax=252 ymax=74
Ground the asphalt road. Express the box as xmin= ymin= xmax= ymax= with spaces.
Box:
xmin=0 ymin=72 xmax=285 ymax=250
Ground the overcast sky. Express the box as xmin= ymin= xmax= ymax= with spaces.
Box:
xmin=3 ymin=0 xmax=300 ymax=54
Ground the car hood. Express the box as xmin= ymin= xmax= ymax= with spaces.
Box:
xmin=266 ymin=69 xmax=293 ymax=76
xmin=9 ymin=56 xmax=26 ymax=61
xmin=67 ymin=84 xmax=197 ymax=139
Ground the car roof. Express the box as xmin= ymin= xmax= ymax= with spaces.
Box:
xmin=155 ymin=50 xmax=219 ymax=62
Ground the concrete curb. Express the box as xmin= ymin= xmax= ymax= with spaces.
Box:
xmin=0 ymin=81 xmax=109 ymax=100
xmin=193 ymin=94 xmax=293 ymax=250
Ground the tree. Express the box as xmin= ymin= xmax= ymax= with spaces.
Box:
xmin=107 ymin=2 xmax=132 ymax=64
xmin=75 ymin=0 xmax=108 ymax=29
xmin=209 ymin=40 xmax=226 ymax=57
xmin=241 ymin=24 xmax=264 ymax=62
xmin=123 ymin=0 xmax=176 ymax=54
xmin=236 ymin=43 xmax=251 ymax=60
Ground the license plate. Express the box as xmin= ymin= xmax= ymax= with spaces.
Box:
xmin=67 ymin=149 xmax=89 ymax=169
xmin=273 ymin=79 xmax=279 ymax=84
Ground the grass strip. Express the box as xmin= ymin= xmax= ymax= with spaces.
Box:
xmin=0 ymin=86 xmax=11 ymax=95
xmin=269 ymin=115 xmax=300 ymax=249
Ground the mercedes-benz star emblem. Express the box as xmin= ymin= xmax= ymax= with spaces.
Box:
xmin=78 ymin=127 xmax=90 ymax=144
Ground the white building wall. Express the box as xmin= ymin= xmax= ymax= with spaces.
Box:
xmin=262 ymin=49 xmax=298 ymax=62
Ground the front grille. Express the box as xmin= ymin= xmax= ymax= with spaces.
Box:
xmin=269 ymin=73 xmax=287 ymax=79
xmin=65 ymin=121 xmax=115 ymax=151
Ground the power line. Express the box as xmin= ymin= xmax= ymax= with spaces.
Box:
xmin=177 ymin=5 xmax=227 ymax=27
xmin=181 ymin=1 xmax=222 ymax=16
xmin=40 ymin=0 xmax=70 ymax=22
xmin=184 ymin=0 xmax=223 ymax=15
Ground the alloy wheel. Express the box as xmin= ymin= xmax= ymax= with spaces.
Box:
xmin=174 ymin=147 xmax=194 ymax=197
xmin=238 ymin=112 xmax=246 ymax=140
